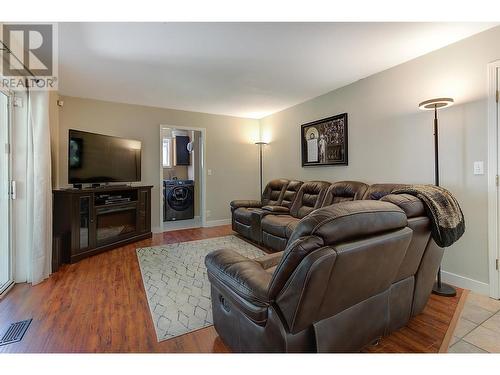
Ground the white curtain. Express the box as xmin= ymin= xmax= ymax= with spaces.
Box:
xmin=26 ymin=90 xmax=52 ymax=285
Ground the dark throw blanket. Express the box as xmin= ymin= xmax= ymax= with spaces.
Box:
xmin=392 ymin=184 xmax=465 ymax=248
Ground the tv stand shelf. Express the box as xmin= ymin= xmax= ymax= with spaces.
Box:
xmin=52 ymin=185 xmax=153 ymax=270
xmin=94 ymin=188 xmax=138 ymax=206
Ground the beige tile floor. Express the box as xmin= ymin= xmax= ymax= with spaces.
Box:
xmin=448 ymin=291 xmax=500 ymax=353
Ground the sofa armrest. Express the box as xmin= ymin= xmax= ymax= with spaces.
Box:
xmin=205 ymin=249 xmax=272 ymax=304
xmin=262 ymin=205 xmax=290 ymax=214
xmin=381 ymin=194 xmax=425 ymax=218
xmin=255 ymin=252 xmax=283 ymax=270
xmin=230 ymin=200 xmax=262 ymax=210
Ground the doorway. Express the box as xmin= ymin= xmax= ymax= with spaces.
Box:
xmin=488 ymin=61 xmax=500 ymax=299
xmin=159 ymin=125 xmax=206 ymax=231
xmin=0 ymin=90 xmax=13 ymax=295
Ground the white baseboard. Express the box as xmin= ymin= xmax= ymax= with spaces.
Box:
xmin=204 ymin=219 xmax=231 ymax=227
xmin=441 ymin=270 xmax=490 ymax=296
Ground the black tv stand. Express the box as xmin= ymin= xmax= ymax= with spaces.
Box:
xmin=52 ymin=185 xmax=153 ymax=270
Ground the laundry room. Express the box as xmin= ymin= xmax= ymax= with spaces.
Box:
xmin=160 ymin=127 xmax=203 ymax=230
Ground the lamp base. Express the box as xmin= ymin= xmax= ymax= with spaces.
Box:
xmin=432 ymin=281 xmax=457 ymax=297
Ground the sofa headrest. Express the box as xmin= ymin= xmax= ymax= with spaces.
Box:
xmin=262 ymin=179 xmax=289 ymax=205
xmin=290 ymin=181 xmax=331 ymax=218
xmin=380 ymin=193 xmax=425 ymax=218
xmin=288 ymin=200 xmax=407 ymax=246
xmin=362 ymin=183 xmax=409 ymax=200
xmin=322 ymin=181 xmax=369 ymax=206
xmin=286 ymin=180 xmax=303 ymax=192
xmin=266 ymin=179 xmax=289 ymax=190
xmin=281 ymin=180 xmax=303 ymax=208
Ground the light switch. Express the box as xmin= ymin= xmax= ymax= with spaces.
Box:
xmin=473 ymin=161 xmax=484 ymax=175
xmin=207 ymin=169 xmax=213 ymax=176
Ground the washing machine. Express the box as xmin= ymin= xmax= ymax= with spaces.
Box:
xmin=163 ymin=179 xmax=195 ymax=221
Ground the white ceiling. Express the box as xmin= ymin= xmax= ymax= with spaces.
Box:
xmin=58 ymin=22 xmax=497 ymax=119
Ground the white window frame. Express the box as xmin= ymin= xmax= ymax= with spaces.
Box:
xmin=162 ymin=138 xmax=173 ymax=168
xmin=0 ymin=87 xmax=14 ymax=297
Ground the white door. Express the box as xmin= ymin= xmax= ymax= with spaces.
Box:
xmin=497 ymin=67 xmax=500 ymax=296
xmin=0 ymin=90 xmax=12 ymax=294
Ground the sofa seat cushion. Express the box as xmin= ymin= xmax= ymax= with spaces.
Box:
xmin=206 ymin=249 xmax=272 ymax=325
xmin=262 ymin=215 xmax=300 ymax=238
xmin=234 ymin=207 xmax=264 ymax=226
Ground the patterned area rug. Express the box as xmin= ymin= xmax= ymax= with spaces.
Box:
xmin=136 ymin=235 xmax=266 ymax=341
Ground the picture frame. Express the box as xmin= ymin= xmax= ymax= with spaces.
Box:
xmin=301 ymin=113 xmax=348 ymax=167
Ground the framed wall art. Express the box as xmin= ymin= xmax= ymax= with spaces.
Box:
xmin=301 ymin=113 xmax=348 ymax=167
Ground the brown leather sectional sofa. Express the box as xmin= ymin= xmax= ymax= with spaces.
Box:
xmin=231 ymin=179 xmax=369 ymax=252
xmin=206 ymin=179 xmax=445 ymax=352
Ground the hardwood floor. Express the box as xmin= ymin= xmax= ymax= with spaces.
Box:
xmin=0 ymin=225 xmax=465 ymax=353
xmin=364 ymin=289 xmax=466 ymax=353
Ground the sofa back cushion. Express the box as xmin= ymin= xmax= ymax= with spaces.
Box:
xmin=269 ymin=200 xmax=408 ymax=298
xmin=277 ymin=228 xmax=412 ymax=334
xmin=322 ymin=181 xmax=369 ymax=206
xmin=281 ymin=180 xmax=303 ymax=208
xmin=290 ymin=181 xmax=330 ymax=218
xmin=262 ymin=179 xmax=289 ymax=206
xmin=269 ymin=200 xmax=411 ymax=333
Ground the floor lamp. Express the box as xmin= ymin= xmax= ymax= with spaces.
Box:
xmin=255 ymin=141 xmax=268 ymax=196
xmin=418 ymin=97 xmax=456 ymax=297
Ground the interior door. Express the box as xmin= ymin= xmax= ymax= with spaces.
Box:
xmin=0 ymin=90 xmax=12 ymax=294
xmin=497 ymin=67 xmax=500 ymax=296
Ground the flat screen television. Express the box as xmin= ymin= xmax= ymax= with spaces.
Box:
xmin=68 ymin=129 xmax=142 ymax=184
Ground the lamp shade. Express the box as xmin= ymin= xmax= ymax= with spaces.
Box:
xmin=418 ymin=97 xmax=454 ymax=110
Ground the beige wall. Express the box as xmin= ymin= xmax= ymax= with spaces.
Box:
xmin=56 ymin=96 xmax=260 ymax=228
xmin=260 ymin=26 xmax=500 ymax=286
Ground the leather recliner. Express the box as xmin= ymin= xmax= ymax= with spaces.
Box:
xmin=230 ymin=179 xmax=303 ymax=244
xmin=206 ymin=200 xmax=414 ymax=352
xmin=261 ymin=181 xmax=331 ymax=252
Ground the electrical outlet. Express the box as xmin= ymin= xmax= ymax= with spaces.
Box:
xmin=207 ymin=169 xmax=213 ymax=176
xmin=206 ymin=210 xmax=211 ymax=217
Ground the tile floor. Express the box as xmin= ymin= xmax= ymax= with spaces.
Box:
xmin=448 ymin=291 xmax=500 ymax=353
